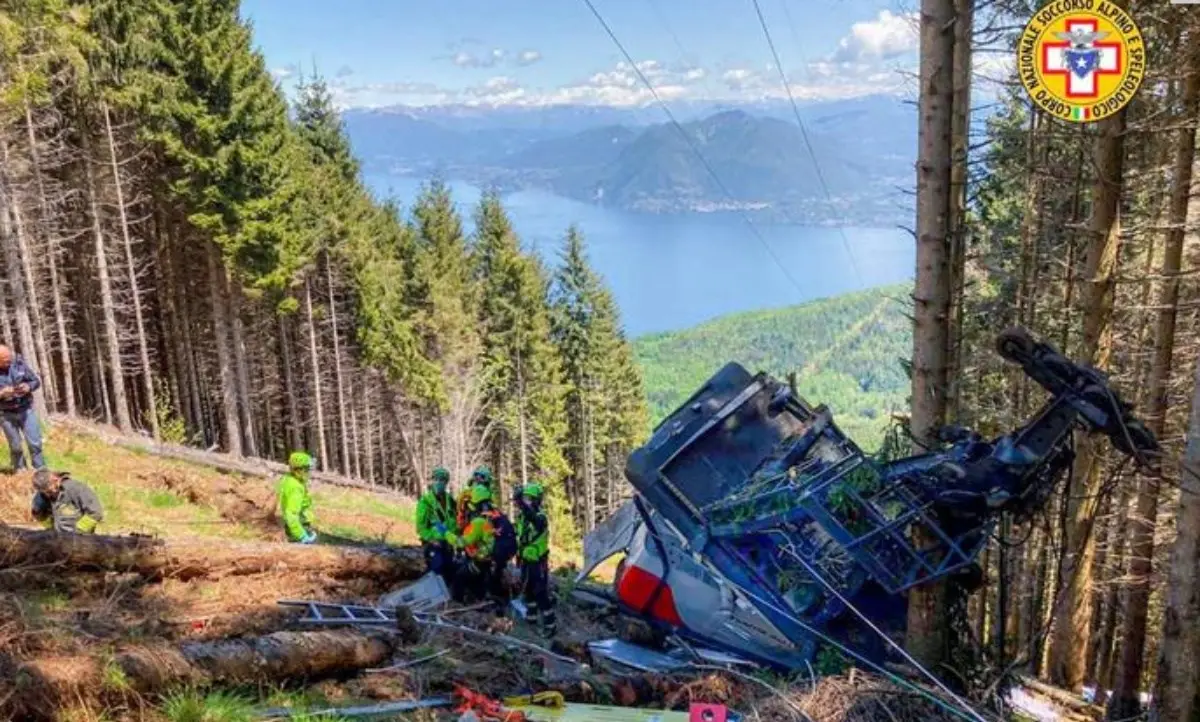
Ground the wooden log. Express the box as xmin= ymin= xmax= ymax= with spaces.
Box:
xmin=7 ymin=631 xmax=397 ymax=719
xmin=119 ymin=629 xmax=395 ymax=690
xmin=0 ymin=526 xmax=425 ymax=583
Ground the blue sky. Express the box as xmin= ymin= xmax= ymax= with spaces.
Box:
xmin=240 ymin=0 xmax=928 ymax=109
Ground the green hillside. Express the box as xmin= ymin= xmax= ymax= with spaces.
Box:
xmin=634 ymin=284 xmax=913 ymax=451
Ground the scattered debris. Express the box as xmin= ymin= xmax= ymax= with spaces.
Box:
xmin=257 ymin=696 xmax=455 ymax=720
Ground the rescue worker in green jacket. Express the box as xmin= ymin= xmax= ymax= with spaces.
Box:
xmin=31 ymin=468 xmax=103 ymax=534
xmin=514 ymin=481 xmax=556 ymax=635
xmin=277 ymin=451 xmax=317 ymax=543
xmin=416 ymin=466 xmax=457 ymax=581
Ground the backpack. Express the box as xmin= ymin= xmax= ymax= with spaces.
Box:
xmin=486 ymin=510 xmax=517 ymax=561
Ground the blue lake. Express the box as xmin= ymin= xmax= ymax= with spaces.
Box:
xmin=366 ymin=174 xmax=915 ymax=337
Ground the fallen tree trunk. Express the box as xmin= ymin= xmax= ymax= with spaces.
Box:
xmin=51 ymin=414 xmax=396 ymax=494
xmin=0 ymin=526 xmax=425 ymax=583
xmin=8 ymin=630 xmax=397 ymax=719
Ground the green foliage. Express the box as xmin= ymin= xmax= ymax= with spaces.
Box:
xmin=161 ymin=689 xmax=253 ymax=722
xmin=550 ymin=227 xmax=650 ymax=532
xmin=635 ymin=284 xmax=912 ymax=452
xmin=813 ymin=646 xmax=850 ymax=676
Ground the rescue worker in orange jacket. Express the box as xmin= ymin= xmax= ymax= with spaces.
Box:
xmin=451 ymin=484 xmax=517 ymax=610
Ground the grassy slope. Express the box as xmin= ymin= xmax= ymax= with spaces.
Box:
xmin=0 ymin=422 xmax=417 ymax=546
xmin=634 ymin=284 xmax=913 ymax=451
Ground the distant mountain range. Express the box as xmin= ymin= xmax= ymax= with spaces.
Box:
xmin=342 ymin=95 xmax=917 ymax=226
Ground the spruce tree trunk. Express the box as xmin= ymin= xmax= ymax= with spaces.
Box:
xmin=23 ymin=97 xmax=61 ymax=412
xmin=0 ymin=144 xmax=47 ymax=414
xmin=207 ymin=244 xmax=242 ymax=457
xmin=83 ymin=141 xmax=131 ymax=431
xmin=1047 ymin=106 xmax=1127 ymax=692
xmin=228 ymin=278 xmax=256 ymax=456
xmin=944 ymin=0 xmax=972 ymax=420
xmin=1110 ymin=42 xmax=1200 ymax=718
xmin=325 ymin=255 xmax=351 ymax=475
xmin=305 ymin=276 xmax=328 ymax=469
xmin=905 ymin=0 xmax=956 ymax=669
xmin=0 ymin=281 xmax=12 ymax=349
xmin=1153 ymin=346 xmax=1200 ymax=722
xmin=104 ymin=103 xmax=158 ymax=438
xmin=278 ymin=313 xmax=301 ymax=450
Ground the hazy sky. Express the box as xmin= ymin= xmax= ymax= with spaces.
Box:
xmin=239 ymin=0 xmax=933 ymax=109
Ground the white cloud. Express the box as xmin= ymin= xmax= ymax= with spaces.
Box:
xmin=516 ymin=49 xmax=543 ymax=66
xmin=271 ymin=64 xmax=299 ymax=81
xmin=832 ymin=10 xmax=919 ymax=62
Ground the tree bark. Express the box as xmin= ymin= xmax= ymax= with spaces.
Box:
xmin=82 ymin=140 xmax=131 ymax=431
xmin=944 ymin=0 xmax=972 ymax=421
xmin=1047 ymin=107 xmax=1127 ymax=692
xmin=1152 ymin=351 xmax=1200 ymax=722
xmin=0 ymin=526 xmax=425 ymax=583
xmin=11 ymin=630 xmax=396 ymax=719
xmin=22 ymin=96 xmax=60 ymax=411
xmin=325 ymin=254 xmax=351 ymax=475
xmin=0 ymin=144 xmax=46 ymax=414
xmin=103 ymin=103 xmax=158 ymax=439
xmin=305 ymin=275 xmax=329 ymax=469
xmin=278 ymin=312 xmax=302 ymax=450
xmin=228 ymin=277 xmax=256 ymax=456
xmin=207 ymin=244 xmax=242 ymax=456
xmin=1116 ymin=38 xmax=1200 ymax=720
xmin=905 ymin=0 xmax=956 ymax=669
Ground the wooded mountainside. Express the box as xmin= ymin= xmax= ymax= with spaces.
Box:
xmin=0 ymin=0 xmax=650 ymax=547
xmin=634 ymin=284 xmax=911 ymax=450
xmin=907 ymin=0 xmax=1200 ymax=719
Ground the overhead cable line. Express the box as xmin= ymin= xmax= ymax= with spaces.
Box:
xmin=749 ymin=0 xmax=864 ymax=286
xmin=578 ymin=0 xmax=812 ymax=300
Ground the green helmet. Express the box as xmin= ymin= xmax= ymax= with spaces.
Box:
xmin=431 ymin=467 xmax=450 ymax=484
xmin=288 ymin=451 xmax=314 ymax=471
xmin=470 ymin=484 xmax=493 ymax=505
xmin=472 ymin=465 xmax=493 ymax=484
xmin=522 ymin=482 xmax=545 ymax=500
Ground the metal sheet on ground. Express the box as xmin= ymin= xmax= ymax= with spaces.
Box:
xmin=518 ymin=704 xmax=693 ymax=721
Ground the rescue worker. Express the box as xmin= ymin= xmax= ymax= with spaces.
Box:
xmin=454 ymin=484 xmax=517 ymax=610
xmin=451 ymin=484 xmax=496 ymax=602
xmin=31 ymin=468 xmax=103 ymax=533
xmin=457 ymin=465 xmax=496 ymax=530
xmin=514 ymin=481 xmax=556 ymax=635
xmin=278 ymin=451 xmax=317 ymax=543
xmin=416 ymin=466 xmax=456 ymax=580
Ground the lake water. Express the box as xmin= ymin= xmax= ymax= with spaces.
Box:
xmin=365 ymin=174 xmax=915 ymax=337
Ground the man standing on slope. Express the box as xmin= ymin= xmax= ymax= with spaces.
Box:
xmin=278 ymin=451 xmax=317 ymax=544
xmin=514 ymin=481 xmax=556 ymax=636
xmin=31 ymin=468 xmax=104 ymax=533
xmin=416 ymin=466 xmax=456 ymax=581
xmin=0 ymin=345 xmax=43 ymax=472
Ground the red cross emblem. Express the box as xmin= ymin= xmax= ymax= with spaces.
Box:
xmin=1041 ymin=18 xmax=1123 ymax=100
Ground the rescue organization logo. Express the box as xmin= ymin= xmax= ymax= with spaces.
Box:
xmin=1017 ymin=0 xmax=1145 ymax=123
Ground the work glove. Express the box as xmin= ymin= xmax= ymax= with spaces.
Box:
xmin=299 ymin=529 xmax=318 ymax=544
xmin=446 ymin=532 xmax=460 ymax=548
xmin=434 ymin=522 xmax=447 ymax=537
xmin=76 ymin=515 xmax=98 ymax=534
xmin=521 ymin=546 xmax=541 ymax=563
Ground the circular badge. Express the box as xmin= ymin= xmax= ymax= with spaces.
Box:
xmin=1017 ymin=1 xmax=1145 ymax=123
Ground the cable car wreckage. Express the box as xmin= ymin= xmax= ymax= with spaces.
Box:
xmin=577 ymin=327 xmax=1161 ymax=673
